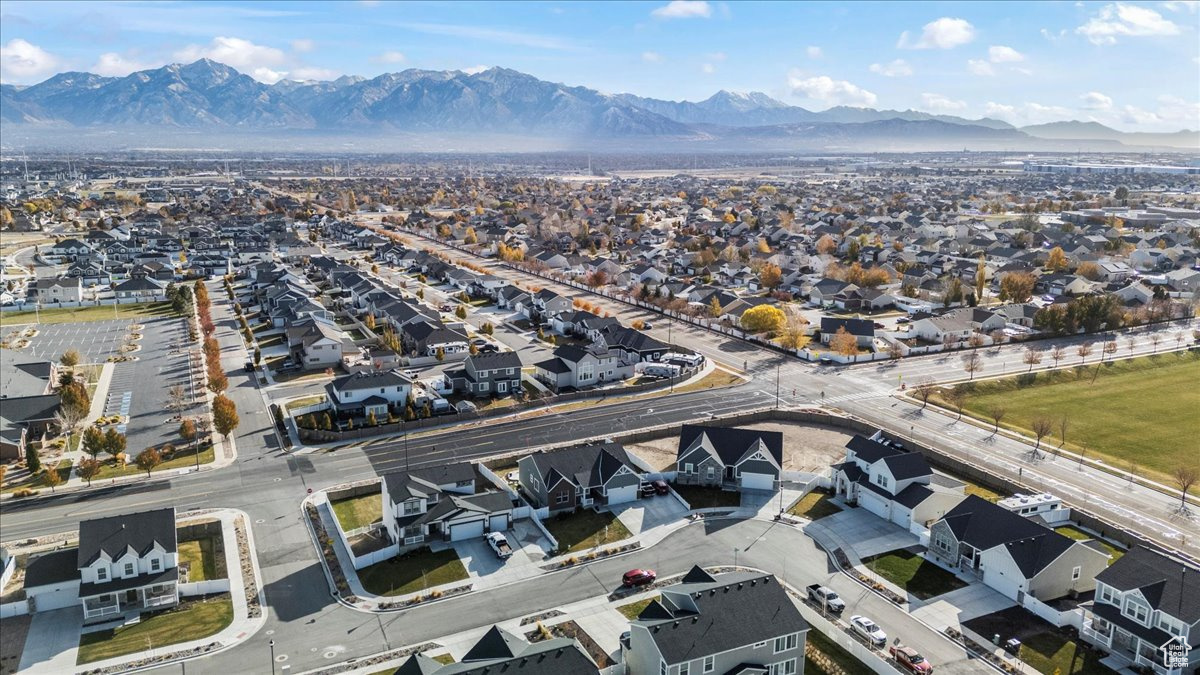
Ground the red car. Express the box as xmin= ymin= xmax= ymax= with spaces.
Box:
xmin=651 ymin=480 xmax=669 ymax=495
xmin=889 ymin=645 xmax=933 ymax=673
xmin=622 ymin=569 xmax=657 ymax=587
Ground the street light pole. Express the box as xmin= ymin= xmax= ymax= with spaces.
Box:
xmin=775 ymin=363 xmax=780 ymax=410
xmin=269 ymin=640 xmax=276 ymax=675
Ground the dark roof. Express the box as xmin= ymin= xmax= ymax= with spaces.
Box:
xmin=331 ymin=369 xmax=410 ymax=392
xmin=892 ymin=483 xmax=934 ymax=509
xmin=399 ymin=625 xmax=600 ymax=675
xmin=677 ymin=425 xmax=783 ymax=467
xmin=466 ymin=351 xmax=522 ymax=371
xmin=845 ymin=435 xmax=903 ymax=464
xmin=462 ymin=626 xmax=526 ymax=661
xmin=880 ymin=453 xmax=931 ymax=481
xmin=1096 ymin=546 xmax=1200 ymax=624
xmin=533 ymin=357 xmax=571 ymax=374
xmin=938 ymin=496 xmax=1075 ymax=577
xmin=636 ymin=571 xmax=808 ymax=665
xmin=526 ymin=442 xmax=636 ymax=490
xmin=382 ymin=462 xmax=477 ymax=503
xmin=820 ymin=317 xmax=875 ymax=337
xmin=24 ymin=549 xmax=79 ymax=588
xmin=78 ymin=507 xmax=177 ymax=567
xmin=599 ymin=325 xmax=669 ymax=353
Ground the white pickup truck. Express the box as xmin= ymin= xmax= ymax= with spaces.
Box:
xmin=486 ymin=532 xmax=513 ymax=559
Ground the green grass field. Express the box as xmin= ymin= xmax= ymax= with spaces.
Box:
xmin=76 ymin=596 xmax=233 ymax=664
xmin=861 ymin=549 xmax=968 ymax=600
xmin=0 ymin=302 xmax=175 ymax=326
xmin=787 ymin=490 xmax=843 ymax=520
xmin=545 ymin=510 xmax=633 ymax=554
xmin=937 ymin=353 xmax=1200 ymax=485
xmin=330 ymin=493 xmax=382 ymax=532
xmin=356 ymin=548 xmax=467 ymax=597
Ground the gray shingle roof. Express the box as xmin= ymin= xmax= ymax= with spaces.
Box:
xmin=78 ymin=507 xmax=177 ymax=567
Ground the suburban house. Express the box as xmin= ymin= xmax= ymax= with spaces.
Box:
xmin=533 ymin=343 xmax=634 ymax=392
xmin=819 ymin=317 xmax=876 ymax=347
xmin=832 ymin=433 xmax=966 ymax=530
xmin=927 ymin=495 xmax=1110 ymax=618
xmin=380 ymin=463 xmax=514 ymax=548
xmin=518 ymin=442 xmax=644 ymax=512
xmin=112 ymin=276 xmax=166 ymax=299
xmin=674 ymin=424 xmax=783 ymax=492
xmin=0 ymin=357 xmax=61 ymax=461
xmin=286 ymin=314 xmax=358 ymax=369
xmin=32 ymin=277 xmax=83 ymax=304
xmin=446 ymin=351 xmax=523 ymax=398
xmin=23 ymin=508 xmax=180 ymax=621
xmin=910 ymin=307 xmax=1006 ymax=344
xmin=596 ymin=325 xmax=670 ymax=364
xmin=1083 ymin=546 xmax=1199 ymax=674
xmin=395 ymin=625 xmax=600 ymax=675
xmin=324 ymin=370 xmax=413 ymax=420
xmin=400 ymin=319 xmax=469 ymax=357
xmin=625 ymin=566 xmax=809 ymax=675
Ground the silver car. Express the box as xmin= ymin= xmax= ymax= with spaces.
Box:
xmin=850 ymin=615 xmax=887 ymax=647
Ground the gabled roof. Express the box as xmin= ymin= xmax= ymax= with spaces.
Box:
xmin=382 ymin=462 xmax=476 ymax=503
xmin=845 ymin=435 xmax=904 ymax=464
xmin=78 ymin=507 xmax=177 ymax=567
xmin=399 ymin=624 xmax=599 ymax=675
xmin=525 ymin=442 xmax=637 ymax=490
xmin=1096 ymin=546 xmax=1200 ymax=624
xmin=937 ymin=496 xmax=1075 ymax=577
xmin=880 ymin=453 xmax=931 ymax=481
xmin=677 ymin=425 xmax=784 ymax=468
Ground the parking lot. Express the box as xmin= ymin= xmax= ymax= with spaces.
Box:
xmin=11 ymin=318 xmax=132 ymax=363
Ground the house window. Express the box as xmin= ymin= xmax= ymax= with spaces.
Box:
xmin=1071 ymin=566 xmax=1081 ymax=581
xmin=706 ymin=467 xmax=715 ymax=480
xmin=1097 ymin=585 xmax=1116 ymax=604
xmin=151 ymin=558 xmax=161 ymax=572
xmin=498 ymin=382 xmax=507 ymax=393
xmin=769 ymin=659 xmax=797 ymax=675
xmin=684 ymin=463 xmax=694 ymax=474
xmin=660 ymin=662 xmax=668 ymax=675
xmin=556 ymin=492 xmax=570 ymax=504
xmin=1124 ymin=599 xmax=1150 ymax=625
xmin=679 ymin=664 xmax=690 ymax=675
xmin=480 ymin=382 xmax=489 ymax=392
xmin=774 ymin=633 xmax=798 ymax=653
xmin=703 ymin=655 xmax=714 ymax=672
xmin=403 ymin=500 xmax=420 ymax=515
xmin=96 ymin=567 xmax=108 ymax=581
xmin=875 ymin=474 xmax=889 ymax=489
xmin=124 ymin=562 xmax=135 ymax=576
xmin=754 ymin=641 xmax=767 ymax=649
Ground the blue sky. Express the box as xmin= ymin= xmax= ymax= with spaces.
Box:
xmin=1 ymin=0 xmax=1197 ymax=131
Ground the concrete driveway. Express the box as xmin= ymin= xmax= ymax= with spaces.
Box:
xmin=18 ymin=606 xmax=83 ymax=674
xmin=813 ymin=508 xmax=921 ymax=561
xmin=449 ymin=521 xmax=552 ymax=590
xmin=609 ymin=495 xmax=688 ymax=536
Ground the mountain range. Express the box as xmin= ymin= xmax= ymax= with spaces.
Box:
xmin=2 ymin=59 xmax=1196 ymax=152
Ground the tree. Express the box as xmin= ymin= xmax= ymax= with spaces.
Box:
xmin=943 ymin=388 xmax=967 ymax=421
xmin=1076 ymin=261 xmax=1101 ymax=281
xmin=42 ymin=465 xmax=63 ymax=492
xmin=708 ymin=297 xmax=723 ymax=318
xmin=25 ymin=444 xmax=41 ymax=474
xmin=1058 ymin=417 xmax=1070 ymax=453
xmin=999 ymin=272 xmax=1036 ymax=303
xmin=1149 ymin=333 xmax=1161 ymax=354
xmin=481 ymin=322 xmax=494 ymax=335
xmin=1050 ymin=345 xmax=1066 ymax=368
xmin=1103 ymin=339 xmax=1118 ymax=361
xmin=815 ymin=234 xmax=837 ymax=255
xmin=435 ymin=346 xmax=446 ymax=361
xmin=103 ymin=428 xmax=126 ymax=460
xmin=53 ymin=404 xmax=86 ymax=441
xmin=1114 ymin=186 xmax=1129 ymax=202
xmin=740 ymin=305 xmax=785 ymax=333
xmin=179 ymin=418 xmax=197 ymax=449
xmin=83 ymin=426 xmax=106 ymax=458
xmin=208 ymin=369 xmax=228 ymax=394
xmin=988 ymin=405 xmax=1007 ymax=434
xmin=829 ymin=326 xmax=859 ymax=359
xmin=961 ymin=351 xmax=983 ymax=380
xmin=1045 ymin=246 xmax=1069 ymax=272
xmin=59 ymin=380 xmax=90 ymax=419
xmin=77 ymin=458 xmax=102 ymax=486
xmin=367 ymin=411 xmax=377 ymax=427
xmin=1076 ymin=342 xmax=1093 ymax=366
xmin=1031 ymin=416 xmax=1054 ymax=455
xmin=364 ymin=313 xmax=376 ymax=330
xmin=914 ymin=378 xmax=936 ymax=409
xmin=455 ymin=305 xmax=467 ymax=319
xmin=463 ymin=227 xmax=477 ymax=245
xmin=212 ymin=394 xmax=240 ymax=439
xmin=974 ymin=256 xmax=987 ymax=303
xmin=888 ymin=342 xmax=904 ymax=360
xmin=1171 ymin=466 xmax=1198 ymax=512
xmin=135 ymin=448 xmax=162 ymax=477
xmin=60 ymin=348 xmax=81 ymax=368
xmin=758 ymin=263 xmax=782 ymax=290
xmin=168 ymin=384 xmax=187 ymax=412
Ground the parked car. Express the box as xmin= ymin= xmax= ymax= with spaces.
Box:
xmin=639 ymin=483 xmax=657 ymax=498
xmin=850 ymin=615 xmax=887 ymax=647
xmin=622 ymin=569 xmax=656 ymax=587
xmin=505 ymin=471 xmax=518 ymax=483
xmin=485 ymin=532 xmax=513 ymax=559
xmin=896 ymin=317 xmax=911 ymax=324
xmin=440 ymin=304 xmax=453 ymax=312
xmin=889 ymin=644 xmax=933 ymax=673
xmin=651 ymin=479 xmax=669 ymax=495
xmin=472 ymin=338 xmax=488 ymax=346
xmin=805 ymin=584 xmax=845 ymax=613
xmin=642 ymin=321 xmax=654 ymax=330
xmin=402 ymin=369 xmax=419 ymax=379
xmin=479 ymin=344 xmax=499 ymax=353
xmin=243 ymin=361 xmax=254 ymax=372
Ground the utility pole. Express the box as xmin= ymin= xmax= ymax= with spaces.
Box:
xmin=775 ymin=364 xmax=780 ymax=409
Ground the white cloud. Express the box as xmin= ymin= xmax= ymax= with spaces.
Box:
xmin=1161 ymin=1 xmax=1198 ymax=12
xmin=461 ymin=65 xmax=490 ymax=75
xmin=0 ymin=38 xmax=59 ymax=82
xmin=372 ymin=50 xmax=407 ymax=64
xmin=91 ymin=52 xmax=154 ymax=77
xmin=291 ymin=39 xmax=315 ymax=53
xmin=651 ymin=1 xmax=711 ymax=19
xmin=787 ymin=72 xmax=877 ymax=107
xmin=1040 ymin=28 xmax=1068 ymax=41
xmin=708 ymin=51 xmax=727 ymax=62
xmin=641 ymin=51 xmax=664 ymax=63
xmin=868 ymin=59 xmax=912 ymax=77
xmin=985 ymin=101 xmax=1073 ymax=125
xmin=988 ymin=45 xmax=1025 ymax=62
xmin=1155 ymin=94 xmax=1200 ymax=124
xmin=967 ymin=59 xmax=995 ymax=76
xmin=1077 ymin=3 xmax=1180 ymax=45
xmin=1081 ymin=91 xmax=1113 ymax=110
xmin=251 ymin=67 xmax=287 ymax=84
xmin=700 ymin=62 xmax=716 ymax=74
xmin=1120 ymin=105 xmax=1161 ymax=125
xmin=174 ymin=36 xmax=288 ymax=72
xmin=290 ymin=66 xmax=339 ymax=81
xmin=898 ymin=17 xmax=975 ymax=49
xmin=806 ymin=45 xmax=823 ymax=59
xmin=984 ymin=102 xmax=1017 ymax=119
xmin=921 ymin=92 xmax=967 ymax=112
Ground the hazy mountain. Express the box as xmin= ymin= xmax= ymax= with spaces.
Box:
xmin=1 ymin=60 xmax=1195 ymax=150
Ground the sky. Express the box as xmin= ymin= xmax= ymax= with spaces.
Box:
xmin=1 ymin=0 xmax=1198 ymax=132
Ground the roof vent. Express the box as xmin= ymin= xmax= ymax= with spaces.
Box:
xmin=673 ymin=621 xmax=679 ymax=628
xmin=737 ymin=583 xmax=743 ymax=590
xmin=751 ymin=579 xmax=756 ymax=586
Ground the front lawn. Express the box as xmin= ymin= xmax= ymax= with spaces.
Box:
xmin=356 ymin=547 xmax=467 ymax=597
xmin=788 ymin=490 xmax=843 ymax=520
xmin=1 ymin=460 xmax=72 ymax=495
xmin=670 ymin=368 xmax=744 ymax=395
xmin=671 ymin=484 xmax=741 ymax=509
xmin=330 ymin=493 xmax=382 ymax=532
xmin=1018 ymin=630 xmax=1114 ymax=675
xmin=544 ymin=510 xmax=633 ymax=554
xmin=177 ymin=536 xmax=223 ymax=582
xmin=860 ymin=549 xmax=967 ymax=600
xmin=615 ymin=595 xmax=659 ymax=620
xmin=89 ymin=443 xmax=214 ymax=481
xmin=1053 ymin=525 xmax=1124 ymax=564
xmin=76 ymin=595 xmax=233 ymax=664
xmin=0 ymin=302 xmax=175 ymax=327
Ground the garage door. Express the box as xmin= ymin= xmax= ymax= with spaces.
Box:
xmin=488 ymin=514 xmax=510 ymax=533
xmin=741 ymin=473 xmax=775 ymax=491
xmin=607 ymin=485 xmax=639 ymax=505
xmin=28 ymin=584 xmax=78 ymax=612
xmin=450 ymin=519 xmax=485 ymax=541
xmin=860 ymin=490 xmax=889 ymax=520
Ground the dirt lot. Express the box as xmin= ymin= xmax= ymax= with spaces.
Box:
xmin=627 ymin=422 xmax=853 ymax=472
xmin=0 ymin=613 xmax=30 ymax=675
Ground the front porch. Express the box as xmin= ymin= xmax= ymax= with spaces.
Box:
xmin=81 ymin=582 xmax=178 ymax=622
xmin=1082 ymin=618 xmax=1189 ymax=675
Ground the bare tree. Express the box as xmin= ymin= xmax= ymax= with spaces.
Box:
xmin=961 ymin=351 xmax=983 ymax=380
xmin=1076 ymin=342 xmax=1093 ymax=366
xmin=1127 ymin=338 xmax=1136 ymax=357
xmin=1103 ymin=339 xmax=1118 ymax=361
xmin=53 ymin=405 xmax=86 ymax=441
xmin=1031 ymin=416 xmax=1054 ymax=457
xmin=944 ymin=388 xmax=968 ymax=421
xmin=913 ymin=378 xmax=936 ymax=409
xmin=1050 ymin=345 xmax=1066 ymax=368
xmin=1057 ymin=417 xmax=1069 ymax=456
xmin=1175 ymin=332 xmax=1186 ymax=351
xmin=1023 ymin=347 xmax=1043 ymax=372
xmin=968 ymin=334 xmax=985 ymax=349
xmin=989 ymin=329 xmax=1005 ymax=352
xmin=167 ymin=385 xmax=188 ymax=412
xmin=1149 ymin=333 xmax=1162 ymax=354
xmin=1172 ymin=466 xmax=1198 ymax=513
xmin=988 ymin=406 xmax=1007 ymax=435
